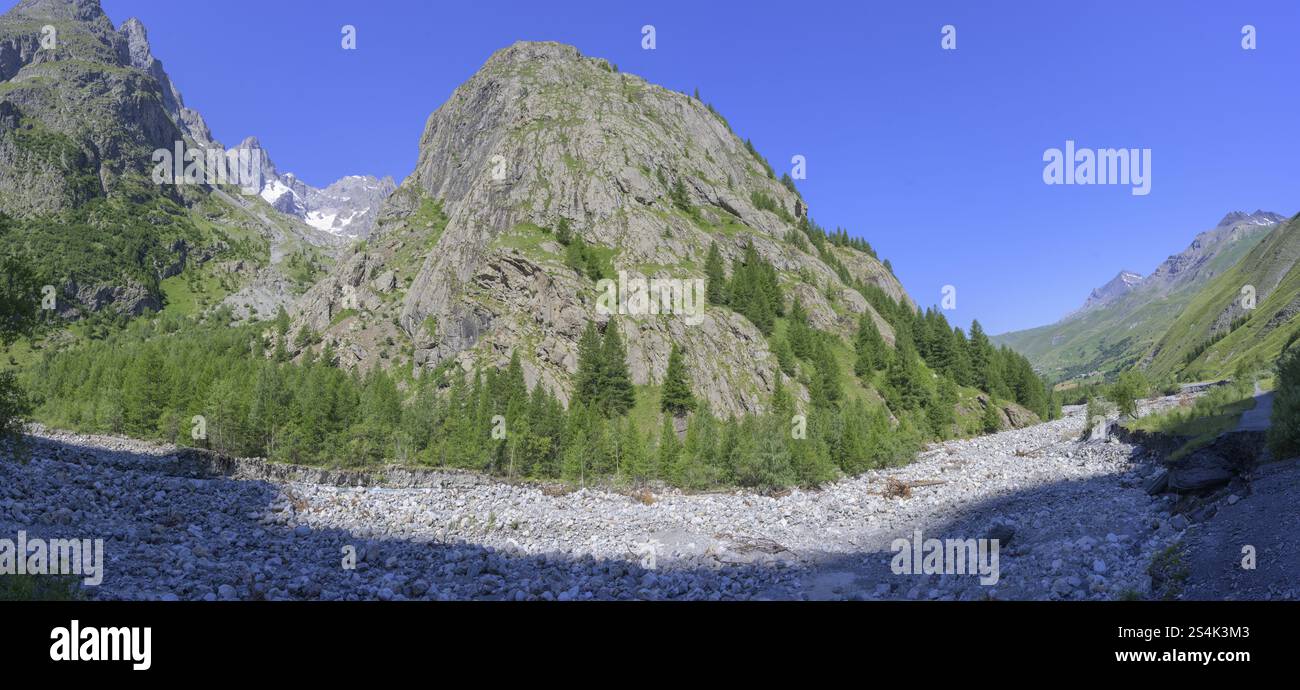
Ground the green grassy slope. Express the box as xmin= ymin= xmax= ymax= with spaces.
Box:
xmin=995 ymin=220 xmax=1275 ymax=381
xmin=1149 ymin=214 xmax=1300 ymax=380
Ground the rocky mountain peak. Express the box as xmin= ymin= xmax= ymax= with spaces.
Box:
xmin=7 ymin=0 xmax=106 ymax=23
xmin=290 ymin=41 xmax=913 ymax=416
xmin=118 ymin=15 xmax=150 ymax=64
xmin=1217 ymin=210 xmax=1249 ymax=226
xmin=1217 ymin=209 xmax=1286 ymax=228
xmin=113 ymin=15 xmax=214 ymax=147
xmin=485 ymin=40 xmax=584 ymax=68
xmin=1072 ymin=269 xmax=1144 ymax=316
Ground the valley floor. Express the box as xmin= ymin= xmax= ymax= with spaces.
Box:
xmin=0 ymin=396 xmax=1282 ymax=601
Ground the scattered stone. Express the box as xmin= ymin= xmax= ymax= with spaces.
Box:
xmin=5 ymin=399 xmax=1190 ymax=601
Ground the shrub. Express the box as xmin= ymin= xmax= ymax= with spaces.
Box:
xmin=1268 ymin=346 xmax=1300 ymax=458
xmin=982 ymin=397 xmax=1001 ymax=433
xmin=1107 ymin=371 xmax=1147 ymax=419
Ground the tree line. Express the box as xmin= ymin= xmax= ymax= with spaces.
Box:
xmin=21 ymin=309 xmax=922 ymax=490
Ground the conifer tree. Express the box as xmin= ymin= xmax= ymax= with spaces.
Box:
xmin=598 ymin=321 xmax=635 ymax=416
xmin=122 ymin=345 xmax=167 ymax=436
xmin=562 ymin=402 xmax=594 ymax=484
xmin=968 ymin=320 xmax=999 ymax=394
xmin=924 ymin=310 xmax=957 ymax=376
xmin=618 ymin=418 xmax=648 ymax=481
xmin=806 ymin=337 xmax=843 ymax=410
xmin=884 ymin=341 xmax=930 ymax=412
xmin=679 ymin=409 xmax=721 ymax=487
xmin=771 ymin=373 xmax=795 ymax=417
xmin=575 ymin=321 xmax=603 ymax=402
xmin=273 ymin=306 xmax=291 ymax=362
xmin=660 ymin=343 xmax=695 ymax=415
xmin=982 ymin=396 xmax=1002 ymax=433
xmin=704 ymin=242 xmax=727 ymax=305
xmin=949 ymin=327 xmax=974 ymax=387
xmin=853 ymin=312 xmax=886 ymax=375
xmin=788 ymin=299 xmax=812 ymax=360
xmin=249 ymin=363 xmax=291 ymax=456
xmin=656 ymin=414 xmax=680 ymax=482
xmin=670 ymin=177 xmax=691 ymax=213
xmin=927 ymin=375 xmax=958 ymax=439
xmin=772 ymin=337 xmax=797 ymax=376
xmin=554 ymin=217 xmax=573 ymax=246
xmin=503 ymin=351 xmax=528 ymax=411
xmin=726 ymin=241 xmax=780 ymax=335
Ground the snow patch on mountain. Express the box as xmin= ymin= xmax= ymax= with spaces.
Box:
xmin=1060 ymin=210 xmax=1287 ymax=322
xmin=231 ymin=138 xmax=396 ymax=238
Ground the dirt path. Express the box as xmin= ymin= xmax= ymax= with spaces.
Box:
xmin=1179 ymin=457 xmax=1300 ymax=600
xmin=1235 ymin=381 xmax=1274 ymax=432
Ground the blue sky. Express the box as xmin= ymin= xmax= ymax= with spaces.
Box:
xmin=99 ymin=0 xmax=1300 ymax=334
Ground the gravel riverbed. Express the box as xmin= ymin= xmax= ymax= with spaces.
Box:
xmin=1 ymin=399 xmax=1197 ymax=601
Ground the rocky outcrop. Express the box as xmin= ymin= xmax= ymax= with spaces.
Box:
xmin=0 ymin=0 xmax=353 ymax=320
xmin=0 ymin=1 xmax=187 ymax=214
xmin=289 ymin=41 xmax=911 ymax=416
xmin=117 ymin=16 xmax=214 ymax=147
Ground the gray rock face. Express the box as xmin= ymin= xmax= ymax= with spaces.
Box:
xmin=0 ymin=2 xmax=184 ymax=215
xmin=291 ymin=41 xmax=912 ymax=417
xmin=0 ymin=2 xmax=354 ymax=320
xmin=117 ymin=16 xmax=214 ymax=148
xmin=1073 ymin=270 xmax=1143 ymax=316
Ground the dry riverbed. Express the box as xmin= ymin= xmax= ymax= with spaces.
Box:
xmin=0 ymin=397 xmax=1221 ymax=601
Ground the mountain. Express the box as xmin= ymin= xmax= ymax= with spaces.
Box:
xmin=994 ymin=210 xmax=1285 ymax=380
xmin=0 ymin=0 xmax=342 ymax=319
xmin=1070 ymin=270 xmax=1143 ymax=317
xmin=285 ymin=41 xmax=914 ymax=417
xmin=117 ymin=16 xmax=214 ymax=148
xmin=294 ymin=175 xmax=396 ymax=238
xmin=232 ymin=136 xmax=396 ymax=239
xmin=1144 ymin=212 xmax=1300 ymax=380
xmin=1142 ymin=210 xmax=1286 ymax=295
xmin=0 ymin=0 xmax=180 ymax=216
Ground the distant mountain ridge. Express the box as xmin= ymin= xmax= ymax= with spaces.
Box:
xmin=0 ymin=0 xmax=345 ymax=319
xmin=1067 ymin=269 xmax=1143 ymax=318
xmin=1061 ymin=209 xmax=1285 ymax=323
xmin=232 ymin=136 xmax=396 ymax=239
xmin=1142 ymin=212 xmax=1300 ymax=380
xmin=994 ymin=209 xmax=1288 ymax=380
